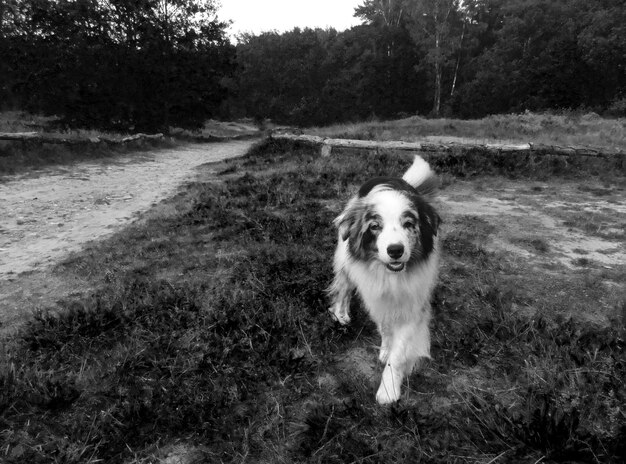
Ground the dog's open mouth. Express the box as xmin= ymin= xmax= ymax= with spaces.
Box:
xmin=386 ymin=262 xmax=405 ymax=272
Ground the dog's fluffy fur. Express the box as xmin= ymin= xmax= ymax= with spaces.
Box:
xmin=328 ymin=156 xmax=441 ymax=404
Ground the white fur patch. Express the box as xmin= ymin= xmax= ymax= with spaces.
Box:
xmin=368 ymin=188 xmax=416 ymax=265
xmin=402 ymin=156 xmax=434 ymax=189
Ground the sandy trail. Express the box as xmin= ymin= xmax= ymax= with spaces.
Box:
xmin=0 ymin=141 xmax=255 ymax=277
xmin=0 ymin=140 xmax=257 ymax=331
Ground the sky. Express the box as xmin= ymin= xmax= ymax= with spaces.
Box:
xmin=217 ymin=0 xmax=363 ymax=38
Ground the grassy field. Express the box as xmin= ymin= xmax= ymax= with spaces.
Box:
xmin=309 ymin=112 xmax=626 ymax=152
xmin=1 ymin=137 xmax=625 ymax=463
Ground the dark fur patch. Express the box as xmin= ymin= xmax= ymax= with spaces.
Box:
xmin=358 ymin=177 xmax=415 ymax=198
xmin=347 ymin=206 xmax=379 ymax=261
xmin=408 ymin=197 xmax=440 ymax=267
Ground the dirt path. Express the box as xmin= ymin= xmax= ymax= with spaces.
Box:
xmin=440 ymin=181 xmax=626 ymax=268
xmin=0 ymin=140 xmax=257 ymax=332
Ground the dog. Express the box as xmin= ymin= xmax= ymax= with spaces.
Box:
xmin=328 ymin=155 xmax=441 ymax=404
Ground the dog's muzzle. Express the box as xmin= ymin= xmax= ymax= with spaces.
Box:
xmin=386 ymin=262 xmax=405 ymax=272
xmin=386 ymin=244 xmax=406 ymax=272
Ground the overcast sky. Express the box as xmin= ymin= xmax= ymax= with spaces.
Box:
xmin=217 ymin=0 xmax=363 ymax=38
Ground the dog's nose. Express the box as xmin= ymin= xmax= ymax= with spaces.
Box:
xmin=387 ymin=244 xmax=404 ymax=259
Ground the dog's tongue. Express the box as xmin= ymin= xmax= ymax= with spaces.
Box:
xmin=387 ymin=262 xmax=405 ymax=272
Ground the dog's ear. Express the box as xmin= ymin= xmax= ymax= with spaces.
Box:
xmin=334 ymin=211 xmax=354 ymax=242
xmin=334 ymin=198 xmax=361 ymax=241
xmin=418 ymin=200 xmax=440 ymax=236
xmin=416 ymin=202 xmax=441 ymax=257
xmin=423 ymin=207 xmax=441 ymax=236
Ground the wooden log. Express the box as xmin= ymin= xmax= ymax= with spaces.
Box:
xmin=0 ymin=132 xmax=39 ymax=140
xmin=272 ymin=133 xmax=325 ymax=145
xmin=100 ymin=133 xmax=164 ymax=144
xmin=0 ymin=132 xmax=90 ymax=145
xmin=269 ymin=132 xmax=624 ymax=158
xmin=0 ymin=131 xmax=163 ymax=145
xmin=168 ymin=132 xmax=263 ymax=142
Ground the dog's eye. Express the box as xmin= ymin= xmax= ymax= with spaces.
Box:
xmin=369 ymin=221 xmax=381 ymax=231
xmin=403 ymin=220 xmax=415 ymax=229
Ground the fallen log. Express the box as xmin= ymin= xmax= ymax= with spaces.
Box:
xmin=0 ymin=131 xmax=163 ymax=145
xmin=269 ymin=132 xmax=623 ymax=158
xmin=169 ymin=132 xmax=263 ymax=143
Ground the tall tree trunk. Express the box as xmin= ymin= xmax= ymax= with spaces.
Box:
xmin=450 ymin=19 xmax=466 ymax=97
xmin=161 ymin=0 xmax=171 ymax=130
xmin=433 ymin=59 xmax=442 ymax=116
xmin=432 ymin=1 xmax=442 ymax=116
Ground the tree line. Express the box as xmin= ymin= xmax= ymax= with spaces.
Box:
xmin=0 ymin=0 xmax=234 ymax=131
xmin=1 ymin=0 xmax=624 ymax=132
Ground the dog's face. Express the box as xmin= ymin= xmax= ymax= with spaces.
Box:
xmin=336 ymin=179 xmax=440 ymax=272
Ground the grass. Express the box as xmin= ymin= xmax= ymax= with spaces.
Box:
xmin=170 ymin=118 xmax=262 ymax=140
xmin=0 ymin=111 xmax=56 ymax=133
xmin=0 ymin=111 xmax=173 ymax=177
xmin=308 ymin=112 xmax=626 ymax=152
xmin=558 ymin=211 xmax=626 ymax=241
xmin=0 ymin=111 xmax=155 ymax=141
xmin=0 ymin=138 xmax=624 ymax=463
xmin=0 ymin=140 xmax=174 ymax=178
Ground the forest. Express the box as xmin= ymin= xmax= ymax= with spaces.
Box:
xmin=1 ymin=0 xmax=625 ymax=131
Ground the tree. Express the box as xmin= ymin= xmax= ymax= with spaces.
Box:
xmin=406 ymin=0 xmax=464 ymax=117
xmin=0 ymin=0 xmax=233 ymax=131
xmin=577 ymin=0 xmax=626 ymax=111
xmin=449 ymin=0 xmax=617 ymax=117
xmin=0 ymin=0 xmax=22 ymax=108
xmin=234 ymin=29 xmax=330 ymax=125
xmin=355 ymin=0 xmax=406 ymax=27
xmin=234 ymin=0 xmax=626 ymax=123
xmin=233 ymin=23 xmax=425 ymax=126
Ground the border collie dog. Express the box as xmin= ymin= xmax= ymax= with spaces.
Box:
xmin=328 ymin=156 xmax=441 ymax=404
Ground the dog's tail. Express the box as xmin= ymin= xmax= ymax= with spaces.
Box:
xmin=402 ymin=155 xmax=438 ymax=196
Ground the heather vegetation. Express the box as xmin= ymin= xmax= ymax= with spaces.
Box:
xmin=1 ymin=139 xmax=623 ymax=462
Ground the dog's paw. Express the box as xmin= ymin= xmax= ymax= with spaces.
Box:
xmin=376 ymin=364 xmax=402 ymax=404
xmin=329 ymin=305 xmax=351 ymax=325
xmin=376 ymin=382 xmax=400 ymax=405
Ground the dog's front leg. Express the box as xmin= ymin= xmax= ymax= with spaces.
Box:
xmin=328 ymin=269 xmax=353 ymax=325
xmin=375 ymin=321 xmax=431 ymax=404
xmin=378 ymin=325 xmax=391 ymax=364
xmin=376 ymin=325 xmax=408 ymax=404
